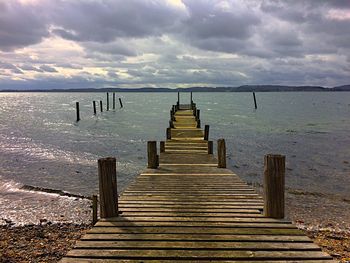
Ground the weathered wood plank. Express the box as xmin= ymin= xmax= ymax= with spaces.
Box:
xmin=66 ymin=249 xmax=332 ymax=259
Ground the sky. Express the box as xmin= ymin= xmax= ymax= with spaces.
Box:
xmin=0 ymin=0 xmax=350 ymax=90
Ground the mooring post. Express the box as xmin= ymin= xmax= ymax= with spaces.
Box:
xmin=169 ymin=120 xmax=174 ymax=128
xmin=100 ymin=100 xmax=103 ymax=112
xmin=106 ymin=92 xmax=109 ymax=111
xmin=147 ymin=141 xmax=158 ymax=168
xmin=119 ymin=98 xmax=123 ymax=108
xmin=190 ymin=92 xmax=193 ymax=108
xmin=204 ymin=125 xmax=210 ymax=141
xmin=197 ymin=119 xmax=201 ymax=128
xmin=217 ymin=139 xmax=226 ymax=168
xmin=253 ymin=92 xmax=257 ymax=109
xmin=177 ymin=91 xmax=180 ymax=107
xmin=92 ymin=194 xmax=98 ymax=224
xmin=264 ymin=154 xmax=285 ymax=219
xmin=208 ymin=141 xmax=213 ymax=154
xmin=166 ymin=127 xmax=171 ymax=139
xmin=160 ymin=141 xmax=165 ymax=153
xmin=93 ymin=101 xmax=97 ymax=115
xmin=98 ymin=157 xmax=118 ymax=218
xmin=113 ymin=92 xmax=115 ymax=110
xmin=196 ymin=109 xmax=200 ymax=121
xmin=76 ymin=102 xmax=80 ymax=122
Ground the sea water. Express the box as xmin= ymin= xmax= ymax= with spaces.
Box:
xmin=0 ymin=92 xmax=349 ymax=225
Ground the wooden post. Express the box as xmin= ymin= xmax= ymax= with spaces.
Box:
xmin=196 ymin=109 xmax=200 ymax=121
xmin=98 ymin=157 xmax=118 ymax=218
xmin=177 ymin=91 xmax=180 ymax=107
xmin=119 ymin=98 xmax=123 ymax=108
xmin=208 ymin=141 xmax=213 ymax=154
xmin=197 ymin=119 xmax=201 ymax=128
xmin=93 ymin=101 xmax=97 ymax=115
xmin=190 ymin=92 xmax=193 ymax=108
xmin=166 ymin=127 xmax=171 ymax=139
xmin=106 ymin=92 xmax=109 ymax=111
xmin=100 ymin=100 xmax=103 ymax=112
xmin=263 ymin=154 xmax=285 ymax=219
xmin=253 ymin=92 xmax=257 ymax=109
xmin=160 ymin=141 xmax=165 ymax=153
xmin=92 ymin=195 xmax=98 ymax=224
xmin=204 ymin=125 xmax=209 ymax=141
xmin=169 ymin=120 xmax=174 ymax=128
xmin=217 ymin=139 xmax=226 ymax=168
xmin=76 ymin=102 xmax=80 ymax=122
xmin=113 ymin=92 xmax=115 ymax=110
xmin=147 ymin=141 xmax=158 ymax=168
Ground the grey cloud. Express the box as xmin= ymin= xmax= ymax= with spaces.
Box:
xmin=0 ymin=1 xmax=48 ymax=51
xmin=83 ymin=41 xmax=137 ymax=56
xmin=50 ymin=0 xmax=185 ymax=42
xmin=183 ymin=0 xmax=260 ymax=39
xmin=19 ymin=64 xmax=44 ymax=72
xmin=39 ymin=65 xmax=58 ymax=73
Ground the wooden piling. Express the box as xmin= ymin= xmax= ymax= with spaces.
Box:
xmin=76 ymin=102 xmax=80 ymax=122
xmin=204 ymin=125 xmax=209 ymax=140
xmin=263 ymin=154 xmax=285 ymax=219
xmin=196 ymin=109 xmax=200 ymax=121
xmin=166 ymin=127 xmax=171 ymax=139
xmin=147 ymin=141 xmax=158 ymax=168
xmin=119 ymin=98 xmax=123 ymax=108
xmin=217 ymin=139 xmax=226 ymax=168
xmin=253 ymin=92 xmax=257 ymax=109
xmin=93 ymin=101 xmax=97 ymax=115
xmin=100 ymin=100 xmax=103 ymax=112
xmin=169 ymin=120 xmax=174 ymax=128
xmin=113 ymin=93 xmax=115 ymax=110
xmin=92 ymin=195 xmax=98 ymax=224
xmin=190 ymin=92 xmax=193 ymax=108
xmin=177 ymin=91 xmax=180 ymax=106
xmin=98 ymin=157 xmax=118 ymax=218
xmin=197 ymin=119 xmax=201 ymax=128
xmin=107 ymin=93 xmax=109 ymax=111
xmin=208 ymin=140 xmax=213 ymax=154
xmin=160 ymin=141 xmax=165 ymax=153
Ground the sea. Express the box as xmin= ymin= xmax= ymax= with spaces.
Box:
xmin=0 ymin=92 xmax=349 ymax=225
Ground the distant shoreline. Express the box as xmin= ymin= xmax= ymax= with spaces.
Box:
xmin=0 ymin=84 xmax=350 ymax=92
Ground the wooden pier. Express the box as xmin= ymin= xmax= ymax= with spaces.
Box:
xmin=61 ymin=102 xmax=333 ymax=262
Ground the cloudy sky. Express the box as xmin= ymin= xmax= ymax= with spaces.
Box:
xmin=0 ymin=0 xmax=350 ymax=90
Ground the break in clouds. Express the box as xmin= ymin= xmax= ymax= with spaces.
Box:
xmin=0 ymin=0 xmax=350 ymax=89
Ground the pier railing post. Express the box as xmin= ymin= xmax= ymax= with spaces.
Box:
xmin=76 ymin=102 xmax=80 ymax=122
xmin=253 ymin=92 xmax=257 ymax=109
xmin=100 ymin=100 xmax=103 ymax=112
xmin=208 ymin=141 xmax=213 ymax=154
xmin=204 ymin=125 xmax=209 ymax=140
xmin=160 ymin=141 xmax=165 ymax=153
xmin=263 ymin=154 xmax=285 ymax=219
xmin=197 ymin=119 xmax=201 ymax=128
xmin=217 ymin=139 xmax=226 ymax=168
xmin=107 ymin=92 xmax=109 ymax=111
xmin=93 ymin=101 xmax=97 ymax=115
xmin=166 ymin=127 xmax=171 ymax=139
xmin=113 ymin=92 xmax=115 ymax=110
xmin=98 ymin=157 xmax=118 ymax=218
xmin=92 ymin=195 xmax=98 ymax=224
xmin=147 ymin=141 xmax=158 ymax=168
xmin=196 ymin=109 xmax=200 ymax=121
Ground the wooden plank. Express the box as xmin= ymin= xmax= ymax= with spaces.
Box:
xmin=65 ymin=249 xmax=332 ymax=259
xmin=88 ymin=227 xmax=303 ymax=235
xmin=74 ymin=240 xmax=320 ymax=250
xmin=81 ymin=233 xmax=311 ymax=242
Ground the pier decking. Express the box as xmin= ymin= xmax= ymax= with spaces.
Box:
xmin=61 ymin=103 xmax=333 ymax=262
